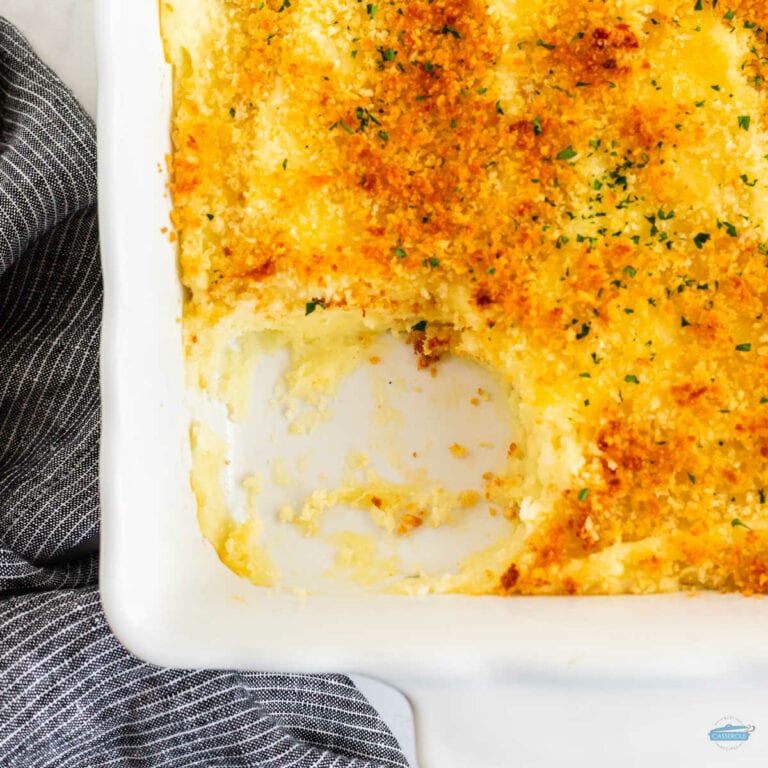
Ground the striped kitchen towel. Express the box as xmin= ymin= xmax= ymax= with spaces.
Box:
xmin=0 ymin=17 xmax=408 ymax=768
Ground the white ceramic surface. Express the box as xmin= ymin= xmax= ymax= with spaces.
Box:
xmin=95 ymin=2 xmax=768 ymax=766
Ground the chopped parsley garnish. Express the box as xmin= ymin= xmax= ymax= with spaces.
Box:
xmin=688 ymin=473 xmax=696 ymax=484
xmin=394 ymin=247 xmax=407 ymax=258
xmin=281 ymin=158 xmax=288 ymax=170
xmin=738 ymin=115 xmax=751 ymax=130
xmin=411 ymin=320 xmax=427 ymax=332
xmin=624 ymin=374 xmax=639 ymax=383
xmin=378 ymin=130 xmax=389 ymax=141
xmin=424 ymin=257 xmax=440 ymax=269
xmin=575 ymin=323 xmax=590 ymax=339
xmin=578 ymin=488 xmax=590 ymax=501
xmin=717 ymin=219 xmax=738 ymax=237
xmin=495 ymin=100 xmax=505 ymax=115
xmin=536 ymin=39 xmax=556 ymax=50
xmin=556 ymin=145 xmax=577 ymax=161
xmin=681 ymin=317 xmax=692 ymax=327
xmin=206 ymin=213 xmax=215 ymax=220
xmin=229 ymin=107 xmax=236 ymax=118
xmin=735 ymin=343 xmax=752 ymax=351
xmin=532 ymin=116 xmax=543 ymax=135
xmin=366 ymin=3 xmax=378 ymax=19
xmin=441 ymin=25 xmax=461 ymax=38
xmin=732 ymin=518 xmax=751 ymax=529
xmin=693 ymin=232 xmax=710 ymax=249
xmin=623 ymin=265 xmax=637 ymax=278
xmin=305 ymin=299 xmax=325 ymax=315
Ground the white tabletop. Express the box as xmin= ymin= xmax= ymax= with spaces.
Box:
xmin=3 ymin=3 xmax=768 ymax=767
xmin=0 ymin=0 xmax=96 ymax=119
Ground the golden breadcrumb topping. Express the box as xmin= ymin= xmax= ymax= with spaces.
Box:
xmin=163 ymin=0 xmax=768 ymax=595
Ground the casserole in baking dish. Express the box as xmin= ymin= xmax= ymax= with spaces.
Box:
xmin=97 ymin=5 xmax=768 ymax=763
xmin=162 ymin=0 xmax=768 ymax=596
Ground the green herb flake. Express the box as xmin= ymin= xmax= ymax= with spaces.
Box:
xmin=556 ymin=145 xmax=577 ymax=161
xmin=206 ymin=213 xmax=215 ymax=221
xmin=536 ymin=39 xmax=556 ymax=50
xmin=281 ymin=158 xmax=288 ymax=170
xmin=575 ymin=323 xmax=590 ymax=340
xmin=378 ymin=130 xmax=389 ymax=141
xmin=735 ymin=343 xmax=752 ymax=351
xmin=578 ymin=488 xmax=590 ymax=502
xmin=424 ymin=257 xmax=440 ymax=269
xmin=732 ymin=517 xmax=752 ymax=529
xmin=532 ymin=116 xmax=543 ymax=135
xmin=411 ymin=320 xmax=427 ymax=332
xmin=693 ymin=232 xmax=711 ymax=249
xmin=688 ymin=472 xmax=696 ymax=484
xmin=441 ymin=25 xmax=461 ymax=38
xmin=623 ymin=265 xmax=637 ymax=278
xmin=681 ymin=316 xmax=692 ymax=327
xmin=624 ymin=374 xmax=640 ymax=383
xmin=495 ymin=100 xmax=505 ymax=115
xmin=738 ymin=115 xmax=751 ymax=130
xmin=724 ymin=9 xmax=735 ymax=19
xmin=394 ymin=247 xmax=407 ymax=258
xmin=305 ymin=300 xmax=326 ymax=315
xmin=229 ymin=107 xmax=236 ymax=118
xmin=366 ymin=3 xmax=378 ymax=19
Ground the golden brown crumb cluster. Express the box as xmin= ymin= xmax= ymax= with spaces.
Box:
xmin=165 ymin=0 xmax=768 ymax=594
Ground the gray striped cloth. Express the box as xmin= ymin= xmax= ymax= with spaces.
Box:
xmin=0 ymin=18 xmax=408 ymax=768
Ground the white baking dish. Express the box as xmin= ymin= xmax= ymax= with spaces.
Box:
xmin=96 ymin=2 xmax=768 ymax=765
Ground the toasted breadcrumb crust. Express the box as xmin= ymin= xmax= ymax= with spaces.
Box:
xmin=164 ymin=0 xmax=768 ymax=594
